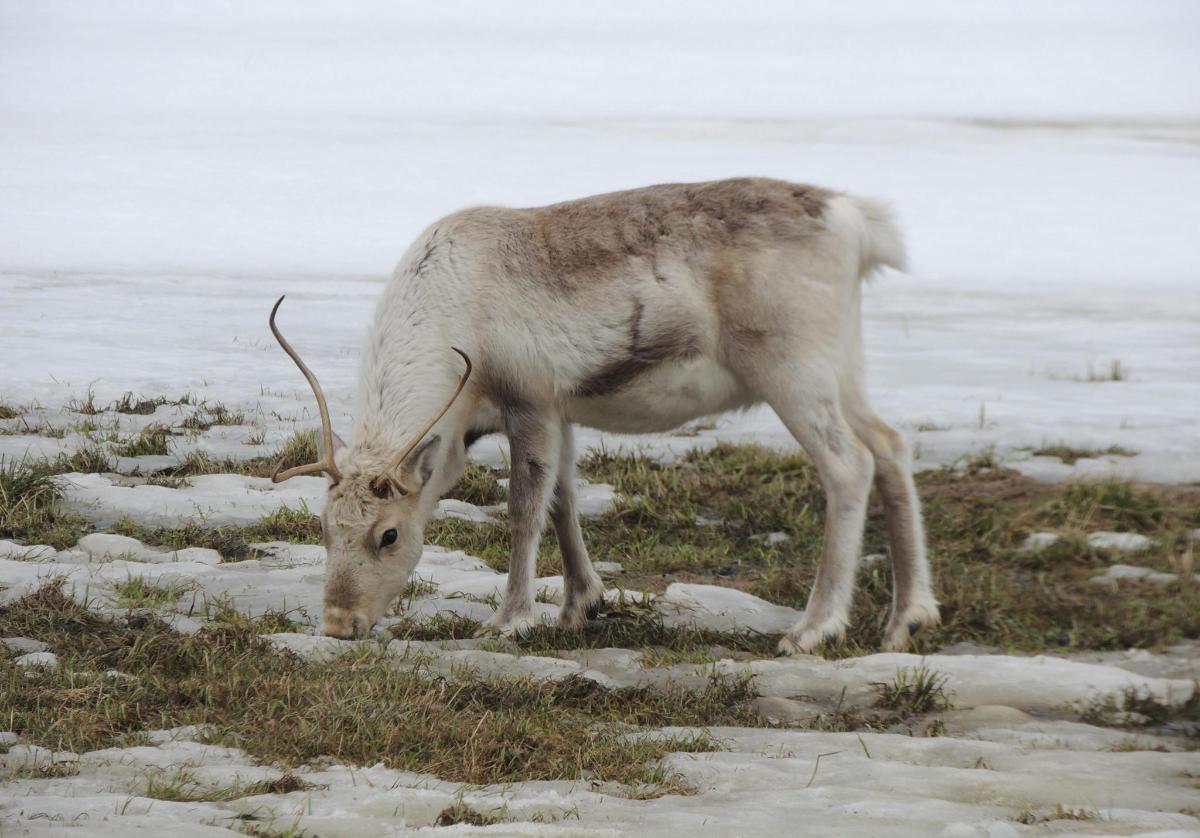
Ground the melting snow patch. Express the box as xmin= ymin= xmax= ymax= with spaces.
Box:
xmin=1089 ymin=564 xmax=1199 ymax=588
xmin=657 ymin=583 xmax=802 ymax=634
xmin=2 ymin=637 xmax=49 ymax=654
xmin=62 ymin=472 xmax=325 ymax=528
xmin=13 ymin=651 xmax=58 ymax=670
xmin=0 ymin=540 xmax=56 ymax=561
xmin=1087 ymin=531 xmax=1153 ymax=553
xmin=434 ymin=498 xmax=499 ymax=524
xmin=1019 ymin=532 xmax=1060 ymax=552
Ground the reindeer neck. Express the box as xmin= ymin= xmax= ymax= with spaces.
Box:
xmin=352 ymin=278 xmax=462 ymax=455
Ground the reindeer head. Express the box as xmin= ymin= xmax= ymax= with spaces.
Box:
xmin=267 ymin=297 xmax=471 ymax=639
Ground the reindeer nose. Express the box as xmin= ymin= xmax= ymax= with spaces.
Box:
xmin=322 ymin=606 xmax=370 ymax=639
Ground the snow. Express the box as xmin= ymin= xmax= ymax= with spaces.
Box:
xmin=1018 ymin=532 xmax=1060 ymax=553
xmin=4 ymin=2 xmax=1200 ymax=835
xmin=657 ymin=583 xmax=803 ymax=635
xmin=1087 ymin=532 xmax=1154 ymax=554
xmin=12 ymin=651 xmax=59 ymax=670
xmin=1090 ymin=564 xmax=1200 ymax=588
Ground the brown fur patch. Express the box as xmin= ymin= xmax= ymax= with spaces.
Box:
xmin=505 ymin=178 xmax=831 ymax=292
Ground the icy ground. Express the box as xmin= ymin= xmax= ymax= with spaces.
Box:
xmin=3 ymin=520 xmax=1200 ymax=837
xmin=4 ymin=0 xmax=1200 ymax=834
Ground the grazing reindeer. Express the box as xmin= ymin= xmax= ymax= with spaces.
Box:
xmin=269 ymin=178 xmax=938 ymax=654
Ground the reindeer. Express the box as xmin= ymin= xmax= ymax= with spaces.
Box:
xmin=268 ymin=178 xmax=938 ymax=654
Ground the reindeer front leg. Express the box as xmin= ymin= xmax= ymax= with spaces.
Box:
xmin=479 ymin=406 xmax=562 ymax=636
xmin=551 ymin=420 xmax=606 ymax=630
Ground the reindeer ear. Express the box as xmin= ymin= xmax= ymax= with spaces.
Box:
xmin=399 ymin=434 xmax=441 ymax=486
xmin=316 ymin=429 xmax=346 ymax=462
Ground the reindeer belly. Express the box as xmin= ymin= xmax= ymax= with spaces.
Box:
xmin=565 ymin=357 xmax=752 ymax=434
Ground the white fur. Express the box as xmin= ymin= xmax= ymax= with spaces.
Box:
xmin=308 ymin=179 xmax=937 ymax=654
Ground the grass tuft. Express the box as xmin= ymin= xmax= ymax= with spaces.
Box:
xmin=434 ymin=803 xmax=500 ymax=827
xmin=274 ymin=429 xmax=317 ymax=472
xmin=0 ymin=459 xmax=90 ymax=548
xmin=181 ymin=403 xmax=248 ymax=432
xmin=143 ymin=768 xmax=318 ymax=802
xmin=113 ymin=504 xmax=321 ymax=560
xmin=873 ymin=665 xmax=953 ymax=715
xmin=113 ymin=424 xmax=174 ymax=458
xmin=1032 ymin=444 xmax=1137 ymax=465
xmin=112 ymin=577 xmax=194 ymax=610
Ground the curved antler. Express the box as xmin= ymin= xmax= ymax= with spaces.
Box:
xmin=382 ymin=347 xmax=473 ymax=478
xmin=268 ymin=295 xmax=344 ymax=484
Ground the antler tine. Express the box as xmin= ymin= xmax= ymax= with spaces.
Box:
xmin=384 ymin=348 xmax=473 ymax=477
xmin=268 ymin=295 xmax=344 ymax=484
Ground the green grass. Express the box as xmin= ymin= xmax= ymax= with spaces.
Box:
xmin=113 ymin=424 xmax=174 ymax=458
xmin=181 ymin=402 xmax=248 ymax=432
xmin=208 ymin=602 xmax=305 ymax=634
xmin=0 ymin=404 xmax=20 ymax=420
xmin=424 ymin=443 xmax=1200 ymax=655
xmin=1032 ymin=444 xmax=1137 ymax=465
xmin=161 ymin=429 xmax=322 ymax=480
xmin=0 ymin=459 xmax=90 ymax=549
xmin=7 ymin=441 xmax=1198 ymax=659
xmin=143 ymin=768 xmax=317 ymax=802
xmin=450 ymin=461 xmax=507 ymax=506
xmin=873 ymin=665 xmax=953 ymax=715
xmin=113 ymin=392 xmax=195 ymax=415
xmin=112 ymin=577 xmax=195 ymax=610
xmin=1 ymin=585 xmax=757 ymax=791
xmin=113 ymin=505 xmax=322 ymax=560
xmin=388 ymin=600 xmax=780 ymax=662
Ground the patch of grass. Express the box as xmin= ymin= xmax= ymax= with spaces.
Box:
xmin=1015 ymin=803 xmax=1101 ymax=824
xmin=1032 ymin=444 xmax=1138 ymax=465
xmin=1 ymin=585 xmax=756 ymax=791
xmin=113 ymin=392 xmax=195 ymax=415
xmin=65 ymin=388 xmax=102 ymax=416
xmin=47 ymin=446 xmax=118 ymax=475
xmin=161 ymin=429 xmax=321 ymax=479
xmin=113 ymin=504 xmax=322 ymax=560
xmin=390 ymin=613 xmax=483 ymax=641
xmin=390 ymin=602 xmax=779 ymax=662
xmin=113 ymin=424 xmax=174 ymax=458
xmin=181 ymin=403 xmax=248 ymax=432
xmin=1039 ymin=479 xmax=1171 ymax=532
xmin=873 ymin=665 xmax=953 ymax=715
xmin=0 ymin=404 xmax=20 ymax=420
xmin=208 ymin=604 xmax=304 ymax=635
xmin=426 ymin=443 xmax=1200 ymax=655
xmin=0 ymin=459 xmax=90 ymax=549
xmin=434 ymin=802 xmax=500 ymax=827
xmin=113 ymin=577 xmax=194 ymax=610
xmin=1080 ymin=685 xmax=1200 ymax=740
xmin=5 ymin=761 xmax=82 ymax=779
xmin=274 ymin=429 xmax=317 ymax=471
xmin=449 ymin=461 xmax=507 ymax=506
xmin=143 ymin=768 xmax=317 ymax=802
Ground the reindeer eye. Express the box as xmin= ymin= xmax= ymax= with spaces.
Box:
xmin=380 ymin=528 xmax=398 ymax=548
